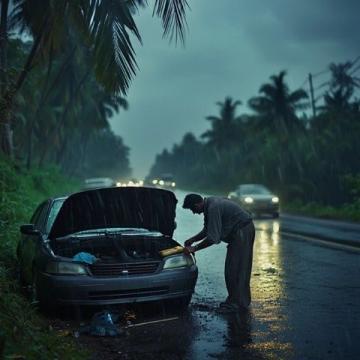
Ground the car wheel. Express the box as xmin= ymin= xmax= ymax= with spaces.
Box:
xmin=17 ymin=261 xmax=26 ymax=286
xmin=30 ymin=270 xmax=53 ymax=312
xmin=30 ymin=270 xmax=40 ymax=305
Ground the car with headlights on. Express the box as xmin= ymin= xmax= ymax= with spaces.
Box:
xmin=151 ymin=173 xmax=176 ymax=189
xmin=228 ymin=184 xmax=280 ymax=218
xmin=17 ymin=187 xmax=197 ymax=309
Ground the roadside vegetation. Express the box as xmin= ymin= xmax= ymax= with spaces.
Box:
xmin=149 ymin=64 xmax=360 ymax=221
xmin=0 ymin=2 xmax=189 ymax=357
xmin=0 ymin=156 xmax=87 ymax=359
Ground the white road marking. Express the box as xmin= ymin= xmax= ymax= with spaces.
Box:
xmin=280 ymin=231 xmax=360 ymax=253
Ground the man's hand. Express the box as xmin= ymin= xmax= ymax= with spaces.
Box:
xmin=184 ymin=238 xmax=195 ymax=247
xmin=184 ymin=246 xmax=196 ymax=255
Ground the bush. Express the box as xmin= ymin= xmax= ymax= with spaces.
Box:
xmin=0 ymin=157 xmax=86 ymax=359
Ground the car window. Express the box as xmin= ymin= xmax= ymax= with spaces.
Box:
xmin=35 ymin=201 xmax=51 ymax=231
xmin=46 ymin=199 xmax=65 ymax=233
xmin=238 ymin=185 xmax=270 ymax=195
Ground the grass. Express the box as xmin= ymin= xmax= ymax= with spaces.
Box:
xmin=283 ymin=200 xmax=360 ymax=222
xmin=0 ymin=156 xmax=87 ymax=359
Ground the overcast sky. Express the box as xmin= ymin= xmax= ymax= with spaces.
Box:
xmin=109 ymin=0 xmax=359 ymax=179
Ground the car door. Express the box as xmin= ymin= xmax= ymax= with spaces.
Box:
xmin=20 ymin=201 xmax=49 ymax=284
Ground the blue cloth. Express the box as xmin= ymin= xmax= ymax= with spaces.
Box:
xmin=79 ymin=311 xmax=124 ymax=337
xmin=73 ymin=252 xmax=97 ymax=264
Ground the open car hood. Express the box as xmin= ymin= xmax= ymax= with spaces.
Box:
xmin=48 ymin=187 xmax=177 ymax=239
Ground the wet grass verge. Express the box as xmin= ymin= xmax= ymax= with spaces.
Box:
xmin=0 ymin=156 xmax=87 ymax=359
xmin=283 ymin=200 xmax=360 ymax=223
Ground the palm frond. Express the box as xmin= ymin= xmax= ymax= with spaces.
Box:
xmin=288 ymin=89 xmax=309 ymax=103
xmin=90 ymin=0 xmax=141 ymax=93
xmin=153 ymin=0 xmax=189 ymax=43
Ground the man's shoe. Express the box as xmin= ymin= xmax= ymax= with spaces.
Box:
xmin=217 ymin=303 xmax=239 ymax=314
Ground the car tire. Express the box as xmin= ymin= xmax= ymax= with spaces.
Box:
xmin=30 ymin=270 xmax=53 ymax=312
xmin=17 ymin=261 xmax=26 ymax=286
xmin=30 ymin=270 xmax=41 ymax=304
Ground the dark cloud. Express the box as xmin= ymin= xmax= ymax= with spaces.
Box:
xmin=111 ymin=0 xmax=359 ymax=178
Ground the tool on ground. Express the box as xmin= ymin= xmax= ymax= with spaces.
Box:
xmin=125 ymin=317 xmax=179 ymax=328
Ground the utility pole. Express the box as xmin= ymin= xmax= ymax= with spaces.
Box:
xmin=308 ymin=73 xmax=317 ymax=118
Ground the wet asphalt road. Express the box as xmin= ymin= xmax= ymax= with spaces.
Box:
xmin=73 ymin=190 xmax=360 ymax=360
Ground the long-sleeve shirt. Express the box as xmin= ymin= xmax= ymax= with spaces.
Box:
xmin=203 ymin=196 xmax=252 ymax=244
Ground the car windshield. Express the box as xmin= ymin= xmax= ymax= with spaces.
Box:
xmin=161 ymin=174 xmax=174 ymax=181
xmin=46 ymin=199 xmax=65 ymax=233
xmin=238 ymin=185 xmax=271 ymax=195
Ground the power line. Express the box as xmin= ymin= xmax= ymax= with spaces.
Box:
xmin=312 ymin=68 xmax=330 ymax=78
xmin=314 ymin=81 xmax=330 ymax=91
xmin=298 ymin=77 xmax=309 ymax=90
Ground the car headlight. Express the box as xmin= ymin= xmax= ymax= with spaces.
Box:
xmin=152 ymin=179 xmax=158 ymax=185
xmin=272 ymin=197 xmax=279 ymax=203
xmin=46 ymin=261 xmax=87 ymax=275
xmin=171 ymin=182 xmax=176 ymax=187
xmin=163 ymin=254 xmax=195 ymax=270
xmin=244 ymin=196 xmax=254 ymax=204
xmin=159 ymin=180 xmax=164 ymax=186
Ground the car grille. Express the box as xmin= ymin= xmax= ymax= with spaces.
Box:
xmin=88 ymin=287 xmax=169 ymax=300
xmin=89 ymin=261 xmax=160 ymax=277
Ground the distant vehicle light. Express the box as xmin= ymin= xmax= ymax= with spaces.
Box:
xmin=159 ymin=180 xmax=165 ymax=186
xmin=272 ymin=197 xmax=279 ymax=203
xmin=171 ymin=182 xmax=176 ymax=187
xmin=116 ymin=182 xmax=121 ymax=187
xmin=152 ymin=179 xmax=158 ymax=185
xmin=139 ymin=180 xmax=144 ymax=186
xmin=244 ymin=197 xmax=254 ymax=204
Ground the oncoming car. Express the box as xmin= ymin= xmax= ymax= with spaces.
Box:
xmin=151 ymin=173 xmax=176 ymax=188
xmin=228 ymin=184 xmax=280 ymax=218
xmin=17 ymin=187 xmax=197 ymax=309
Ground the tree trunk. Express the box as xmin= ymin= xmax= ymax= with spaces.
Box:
xmin=0 ymin=0 xmax=12 ymax=157
xmin=0 ymin=0 xmax=9 ymax=94
xmin=55 ymin=135 xmax=68 ymax=166
xmin=26 ymin=124 xmax=34 ymax=170
xmin=38 ymin=67 xmax=90 ymax=168
xmin=0 ymin=15 xmax=47 ymax=157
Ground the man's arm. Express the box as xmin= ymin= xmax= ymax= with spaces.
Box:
xmin=184 ymin=237 xmax=213 ymax=255
xmin=184 ymin=228 xmax=206 ymax=246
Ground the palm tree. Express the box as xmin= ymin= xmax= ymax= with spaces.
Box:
xmin=0 ymin=0 xmax=189 ymax=156
xmin=248 ymin=71 xmax=308 ymax=135
xmin=248 ymin=71 xmax=309 ymax=184
xmin=323 ymin=61 xmax=360 ymax=113
xmin=202 ymin=96 xmax=242 ymax=150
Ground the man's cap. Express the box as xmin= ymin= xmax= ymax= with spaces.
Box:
xmin=182 ymin=193 xmax=203 ymax=209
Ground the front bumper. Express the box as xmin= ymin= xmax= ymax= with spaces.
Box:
xmin=37 ymin=265 xmax=198 ymax=306
xmin=244 ymin=202 xmax=279 ymax=214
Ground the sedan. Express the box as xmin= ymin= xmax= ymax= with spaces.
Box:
xmin=17 ymin=187 xmax=198 ymax=309
xmin=228 ymin=184 xmax=280 ymax=218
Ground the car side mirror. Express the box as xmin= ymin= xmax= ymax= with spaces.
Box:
xmin=20 ymin=224 xmax=40 ymax=235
